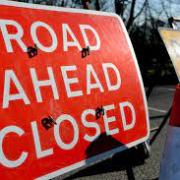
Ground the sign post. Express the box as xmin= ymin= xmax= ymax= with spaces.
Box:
xmin=0 ymin=1 xmax=149 ymax=179
xmin=160 ymin=85 xmax=180 ymax=180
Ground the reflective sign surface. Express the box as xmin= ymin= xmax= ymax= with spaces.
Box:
xmin=0 ymin=1 xmax=149 ymax=179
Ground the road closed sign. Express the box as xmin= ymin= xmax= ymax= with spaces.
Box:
xmin=0 ymin=1 xmax=149 ymax=179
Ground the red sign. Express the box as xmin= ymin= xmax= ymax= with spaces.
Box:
xmin=0 ymin=1 xmax=149 ymax=179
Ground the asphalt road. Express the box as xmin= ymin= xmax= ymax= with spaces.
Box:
xmin=55 ymin=85 xmax=176 ymax=180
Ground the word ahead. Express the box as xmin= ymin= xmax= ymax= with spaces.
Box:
xmin=0 ymin=1 xmax=149 ymax=180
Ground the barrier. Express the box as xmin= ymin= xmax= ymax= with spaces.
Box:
xmin=160 ymin=84 xmax=180 ymax=180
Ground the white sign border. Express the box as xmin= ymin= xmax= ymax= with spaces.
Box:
xmin=0 ymin=1 xmax=150 ymax=179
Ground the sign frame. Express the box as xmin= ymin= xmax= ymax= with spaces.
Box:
xmin=169 ymin=17 xmax=180 ymax=30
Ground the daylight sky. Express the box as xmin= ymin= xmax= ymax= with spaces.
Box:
xmin=123 ymin=0 xmax=180 ymax=26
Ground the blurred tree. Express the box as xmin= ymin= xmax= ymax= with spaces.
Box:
xmin=18 ymin=0 xmax=116 ymax=12
xmin=10 ymin=0 xmax=180 ymax=84
xmin=126 ymin=0 xmax=179 ymax=85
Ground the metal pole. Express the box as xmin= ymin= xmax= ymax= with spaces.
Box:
xmin=150 ymin=107 xmax=172 ymax=145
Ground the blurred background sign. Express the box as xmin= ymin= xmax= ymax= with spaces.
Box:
xmin=159 ymin=28 xmax=180 ymax=81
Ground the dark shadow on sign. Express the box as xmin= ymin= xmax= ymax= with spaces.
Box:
xmin=65 ymin=133 xmax=147 ymax=180
xmin=86 ymin=133 xmax=123 ymax=158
